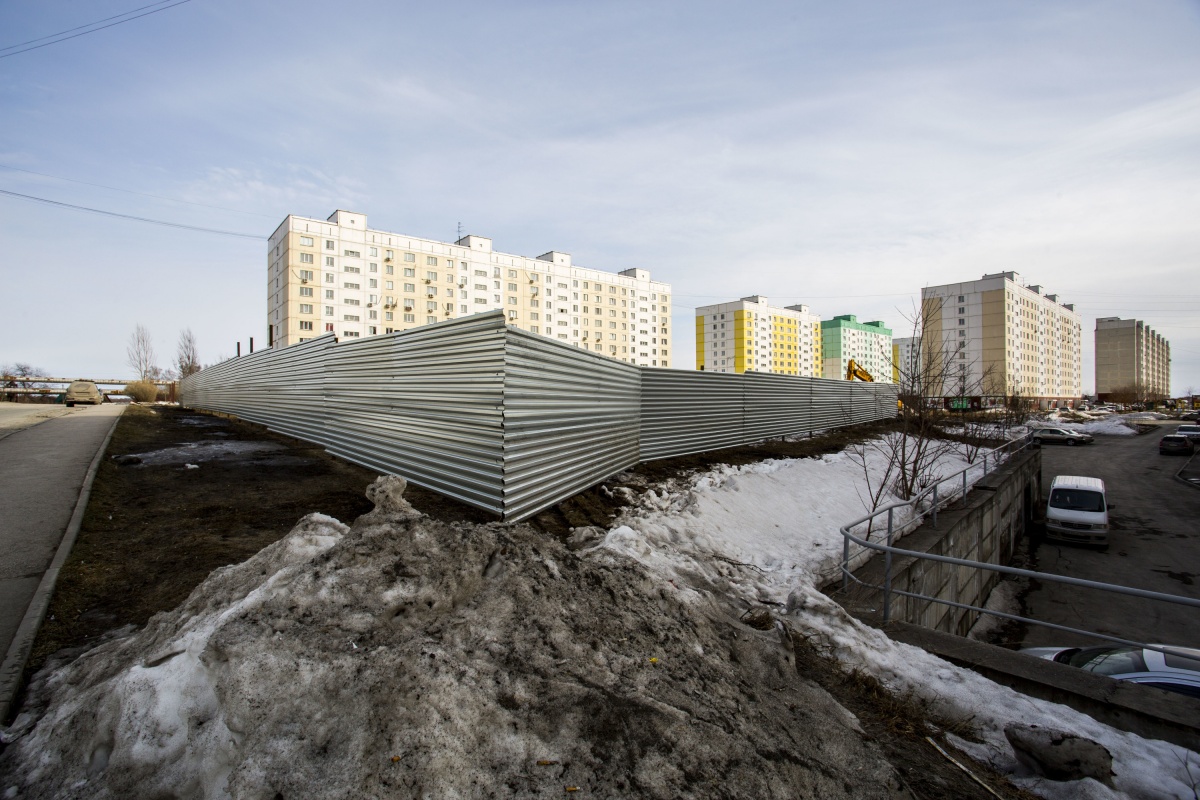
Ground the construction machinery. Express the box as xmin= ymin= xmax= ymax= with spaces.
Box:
xmin=845 ymin=359 xmax=874 ymax=382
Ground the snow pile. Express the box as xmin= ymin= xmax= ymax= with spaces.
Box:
xmin=1040 ymin=414 xmax=1138 ymax=436
xmin=0 ymin=477 xmax=909 ymax=800
xmin=604 ymin=449 xmax=1200 ymax=799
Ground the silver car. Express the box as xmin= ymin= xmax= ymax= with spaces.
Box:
xmin=1023 ymin=645 xmax=1200 ymax=698
xmin=1031 ymin=427 xmax=1094 ymax=446
xmin=64 ymin=380 xmax=104 ymax=407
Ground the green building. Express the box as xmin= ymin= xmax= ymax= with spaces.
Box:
xmin=821 ymin=315 xmax=893 ymax=382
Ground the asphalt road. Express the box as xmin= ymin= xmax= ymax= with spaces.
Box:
xmin=1020 ymin=422 xmax=1200 ymax=649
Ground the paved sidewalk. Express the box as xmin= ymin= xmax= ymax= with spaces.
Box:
xmin=0 ymin=404 xmax=124 ymax=718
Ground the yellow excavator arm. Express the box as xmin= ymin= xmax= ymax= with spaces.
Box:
xmin=845 ymin=359 xmax=874 ymax=382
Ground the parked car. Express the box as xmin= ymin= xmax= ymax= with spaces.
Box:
xmin=1159 ymin=434 xmax=1195 ymax=456
xmin=1031 ymin=427 xmax=1094 ymax=446
xmin=1022 ymin=645 xmax=1200 ymax=699
xmin=1044 ymin=475 xmax=1109 ymax=546
xmin=1176 ymin=424 xmax=1200 ymax=443
xmin=63 ymin=380 xmax=104 ymax=407
xmin=1180 ymin=411 xmax=1199 ymax=421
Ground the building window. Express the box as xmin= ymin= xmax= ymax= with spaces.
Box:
xmin=345 ymin=298 xmax=360 ymax=306
xmin=344 ymin=314 xmax=360 ymax=321
xmin=403 ymin=313 xmax=415 ymax=322
xmin=300 ymin=236 xmax=314 ymax=246
xmin=325 ymin=257 xmax=334 ymax=267
xmin=325 ymin=306 xmax=333 ymax=316
xmin=325 ymin=240 xmax=335 ymax=250
xmin=369 ymin=247 xmax=378 ymax=256
xmin=426 ymin=316 xmax=437 ymax=324
xmin=385 ymin=312 xmax=393 ymax=321
xmin=299 ymin=269 xmax=314 ymax=281
xmin=325 ymin=323 xmax=334 ymax=332
xmin=426 ymin=256 xmax=438 ymax=266
xmin=344 ymin=250 xmax=360 ymax=258
xmin=344 ymin=282 xmax=360 ymax=290
xmin=369 ymin=326 xmax=377 ymax=335
xmin=325 ymin=290 xmax=334 ymax=299
xmin=404 ymin=253 xmax=415 ymax=262
xmin=957 ymin=295 xmax=964 ymax=302
xmin=300 ymin=304 xmax=313 ymax=314
xmin=300 ymin=287 xmax=313 ymax=297
xmin=426 ymin=271 xmax=437 ymax=281
xmin=386 ymin=265 xmax=394 ymax=275
xmin=344 ymin=331 xmax=360 ymax=337
xmin=299 ymin=253 xmax=314 ymax=264
xmin=299 ymin=321 xmax=313 ymax=331
xmin=344 ymin=265 xmax=361 ymax=274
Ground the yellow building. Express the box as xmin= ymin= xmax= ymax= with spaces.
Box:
xmin=268 ymin=211 xmax=672 ymax=367
xmin=694 ymin=296 xmax=822 ymax=375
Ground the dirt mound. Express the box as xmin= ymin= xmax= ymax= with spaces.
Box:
xmin=1 ymin=478 xmax=910 ymax=799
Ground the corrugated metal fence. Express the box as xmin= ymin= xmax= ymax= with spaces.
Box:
xmin=181 ymin=311 xmax=897 ymax=521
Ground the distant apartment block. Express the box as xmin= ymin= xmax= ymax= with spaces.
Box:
xmin=892 ymin=336 xmax=920 ymax=386
xmin=694 ymin=296 xmax=822 ymax=375
xmin=267 ymin=211 xmax=673 ymax=367
xmin=1094 ymin=318 xmax=1170 ymax=401
xmin=921 ymin=272 xmax=1082 ymax=407
xmin=820 ymin=315 xmax=893 ymax=383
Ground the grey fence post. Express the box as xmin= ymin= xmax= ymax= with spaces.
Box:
xmin=842 ymin=533 xmax=850 ymax=591
xmin=932 ymin=484 xmax=938 ymax=528
xmin=883 ymin=507 xmax=894 ymax=623
xmin=962 ymin=470 xmax=969 ymax=507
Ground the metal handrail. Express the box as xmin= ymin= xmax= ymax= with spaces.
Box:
xmin=839 ymin=434 xmax=1034 ymax=590
xmin=836 ymin=433 xmax=1200 ymax=658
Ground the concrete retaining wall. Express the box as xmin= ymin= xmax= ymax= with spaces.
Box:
xmin=847 ymin=450 xmax=1041 ymax=635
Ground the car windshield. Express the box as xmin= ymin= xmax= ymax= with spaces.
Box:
xmin=1048 ymin=488 xmax=1105 ymax=512
xmin=1060 ymin=646 xmax=1148 ymax=675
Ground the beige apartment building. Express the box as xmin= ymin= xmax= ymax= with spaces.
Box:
xmin=694 ymin=296 xmax=822 ymax=375
xmin=268 ymin=211 xmax=672 ymax=367
xmin=921 ymin=272 xmax=1082 ymax=407
xmin=1094 ymin=317 xmax=1170 ymax=401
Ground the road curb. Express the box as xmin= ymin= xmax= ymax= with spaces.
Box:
xmin=0 ymin=407 xmax=124 ymax=724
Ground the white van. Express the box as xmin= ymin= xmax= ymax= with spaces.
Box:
xmin=1045 ymin=476 xmax=1109 ymax=546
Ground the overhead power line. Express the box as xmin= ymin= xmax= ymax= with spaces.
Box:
xmin=0 ymin=0 xmax=193 ymax=60
xmin=0 ymin=163 xmax=275 ymax=218
xmin=0 ymin=188 xmax=261 ymax=239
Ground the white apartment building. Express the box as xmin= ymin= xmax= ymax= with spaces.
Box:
xmin=694 ymin=296 xmax=822 ymax=376
xmin=921 ymin=272 xmax=1082 ymax=406
xmin=267 ymin=211 xmax=672 ymax=367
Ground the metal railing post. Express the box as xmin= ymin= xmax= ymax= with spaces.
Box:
xmin=932 ymin=484 xmax=938 ymax=528
xmin=983 ymin=453 xmax=988 ymax=475
xmin=842 ymin=534 xmax=850 ymax=591
xmin=962 ymin=470 xmax=968 ymax=507
xmin=883 ymin=508 xmax=894 ymax=623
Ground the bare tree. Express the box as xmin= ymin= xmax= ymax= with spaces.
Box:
xmin=126 ymin=325 xmax=158 ymax=381
xmin=176 ymin=328 xmax=201 ymax=378
xmin=2 ymin=363 xmax=47 ymax=403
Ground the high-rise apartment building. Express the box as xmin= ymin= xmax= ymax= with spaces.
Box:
xmin=921 ymin=272 xmax=1082 ymax=406
xmin=892 ymin=336 xmax=920 ymax=386
xmin=821 ymin=315 xmax=893 ymax=383
xmin=694 ymin=296 xmax=822 ymax=375
xmin=1094 ymin=318 xmax=1170 ymax=401
xmin=267 ymin=211 xmax=672 ymax=367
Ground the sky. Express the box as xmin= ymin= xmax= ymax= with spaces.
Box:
xmin=1 ymin=0 xmax=1198 ymax=394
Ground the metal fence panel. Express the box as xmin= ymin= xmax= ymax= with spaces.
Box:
xmin=501 ymin=329 xmax=641 ymax=522
xmin=321 ymin=315 xmax=507 ymax=513
xmin=180 ymin=334 xmax=335 ymax=444
xmin=743 ymin=373 xmax=815 ymax=441
xmin=640 ymin=369 xmax=746 ymax=460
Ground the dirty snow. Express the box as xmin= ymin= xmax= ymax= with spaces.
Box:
xmin=0 ymin=480 xmax=911 ymax=799
xmin=601 ymin=444 xmax=1199 ymax=799
xmin=2 ymin=436 xmax=1196 ymax=799
xmin=128 ymin=440 xmax=284 ymax=466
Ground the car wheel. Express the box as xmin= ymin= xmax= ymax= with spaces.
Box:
xmin=1066 ymin=439 xmax=1076 ymax=446
xmin=65 ymin=402 xmax=74 ymax=408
